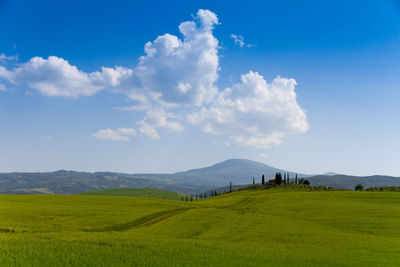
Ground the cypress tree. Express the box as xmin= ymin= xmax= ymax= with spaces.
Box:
xmin=229 ymin=181 xmax=232 ymax=192
xmin=276 ymin=172 xmax=283 ymax=185
xmin=253 ymin=177 xmax=255 ymax=186
xmin=262 ymin=174 xmax=265 ymax=185
xmin=295 ymin=174 xmax=298 ymax=184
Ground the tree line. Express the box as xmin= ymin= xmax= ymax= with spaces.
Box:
xmin=181 ymin=172 xmax=310 ymax=201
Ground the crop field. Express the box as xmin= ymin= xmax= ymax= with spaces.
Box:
xmin=0 ymin=189 xmax=399 ymax=266
xmin=79 ymin=188 xmax=185 ymax=200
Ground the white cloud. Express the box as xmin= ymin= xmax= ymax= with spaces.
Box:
xmin=92 ymin=128 xmax=136 ymax=141
xmin=0 ymin=57 xmax=132 ymax=98
xmin=0 ymin=10 xmax=219 ymax=105
xmin=188 ymin=71 xmax=308 ymax=148
xmin=132 ymin=9 xmax=219 ymax=107
xmin=259 ymin=153 xmax=268 ymax=158
xmin=0 ymin=10 xmax=308 ymax=147
xmin=0 ymin=83 xmax=6 ymax=91
xmin=0 ymin=53 xmax=18 ymax=62
xmin=230 ymin=34 xmax=256 ymax=48
xmin=137 ymin=108 xmax=184 ymax=139
xmin=231 ymin=34 xmax=245 ymax=48
xmin=137 ymin=121 xmax=160 ymax=139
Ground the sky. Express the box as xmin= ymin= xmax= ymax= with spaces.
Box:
xmin=1 ymin=0 xmax=400 ymax=176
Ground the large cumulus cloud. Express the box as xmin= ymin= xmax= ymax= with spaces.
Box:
xmin=188 ymin=71 xmax=308 ymax=148
xmin=0 ymin=9 xmax=308 ymax=148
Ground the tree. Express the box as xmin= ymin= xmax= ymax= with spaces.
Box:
xmin=295 ymin=174 xmax=298 ymax=184
xmin=355 ymin=184 xmax=364 ymax=191
xmin=303 ymin=179 xmax=310 ymax=185
xmin=299 ymin=178 xmax=304 ymax=184
xmin=262 ymin=175 xmax=265 ymax=185
xmin=275 ymin=172 xmax=283 ymax=185
xmin=284 ymin=173 xmax=286 ymax=184
xmin=229 ymin=181 xmax=232 ymax=192
xmin=253 ymin=177 xmax=255 ymax=186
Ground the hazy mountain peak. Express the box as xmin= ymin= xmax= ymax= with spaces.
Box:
xmin=208 ymin=158 xmax=274 ymax=168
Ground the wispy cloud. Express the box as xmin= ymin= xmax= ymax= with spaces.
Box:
xmin=0 ymin=83 xmax=6 ymax=91
xmin=230 ymin=34 xmax=245 ymax=48
xmin=230 ymin=34 xmax=256 ymax=48
xmin=92 ymin=128 xmax=136 ymax=141
xmin=0 ymin=53 xmax=18 ymax=62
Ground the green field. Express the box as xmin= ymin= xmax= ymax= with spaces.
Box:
xmin=0 ymin=189 xmax=399 ymax=266
xmin=79 ymin=188 xmax=185 ymax=200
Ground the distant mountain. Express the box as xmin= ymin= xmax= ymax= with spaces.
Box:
xmin=323 ymin=172 xmax=339 ymax=176
xmin=162 ymin=159 xmax=307 ymax=188
xmin=308 ymin=175 xmax=400 ymax=189
xmin=1 ymin=159 xmax=400 ymax=194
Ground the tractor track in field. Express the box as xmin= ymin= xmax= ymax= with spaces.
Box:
xmin=83 ymin=207 xmax=193 ymax=232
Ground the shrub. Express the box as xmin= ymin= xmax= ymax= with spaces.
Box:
xmin=355 ymin=184 xmax=364 ymax=191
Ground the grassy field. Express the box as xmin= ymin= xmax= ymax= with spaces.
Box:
xmin=78 ymin=188 xmax=185 ymax=200
xmin=0 ymin=189 xmax=399 ymax=266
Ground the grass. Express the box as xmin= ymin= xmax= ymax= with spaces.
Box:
xmin=0 ymin=189 xmax=399 ymax=266
xmin=78 ymin=188 xmax=185 ymax=200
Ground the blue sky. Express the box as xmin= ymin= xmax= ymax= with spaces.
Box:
xmin=1 ymin=0 xmax=400 ymax=176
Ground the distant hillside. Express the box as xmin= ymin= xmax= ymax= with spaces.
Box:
xmin=309 ymin=175 xmax=400 ymax=189
xmin=2 ymin=159 xmax=400 ymax=194
xmin=0 ymin=171 xmax=188 ymax=195
xmin=0 ymin=159 xmax=306 ymax=195
xmin=79 ymin=188 xmax=184 ymax=200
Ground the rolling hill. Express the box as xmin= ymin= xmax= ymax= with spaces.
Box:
xmin=79 ymin=188 xmax=185 ymax=200
xmin=0 ymin=188 xmax=399 ymax=266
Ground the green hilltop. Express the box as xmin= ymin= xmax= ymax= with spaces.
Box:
xmin=0 ymin=187 xmax=399 ymax=266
